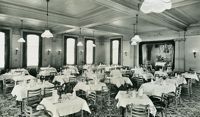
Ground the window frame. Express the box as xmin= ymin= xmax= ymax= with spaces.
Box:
xmin=0 ymin=29 xmax=10 ymax=69
xmin=23 ymin=32 xmax=42 ymax=67
xmin=64 ymin=36 xmax=78 ymax=65
xmin=84 ymin=38 xmax=95 ymax=64
xmin=110 ymin=38 xmax=121 ymax=65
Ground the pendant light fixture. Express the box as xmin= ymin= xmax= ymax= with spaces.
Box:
xmin=92 ymin=30 xmax=96 ymax=47
xmin=141 ymin=0 xmax=172 ymax=14
xmin=130 ymin=14 xmax=142 ymax=45
xmin=18 ymin=20 xmax=25 ymax=43
xmin=41 ymin=0 xmax=53 ymax=38
xmin=77 ymin=28 xmax=83 ymax=46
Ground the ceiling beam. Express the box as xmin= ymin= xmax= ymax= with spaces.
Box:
xmin=0 ymin=1 xmax=78 ymax=29
xmin=94 ymin=0 xmax=184 ymax=31
xmin=172 ymin=0 xmax=200 ymax=8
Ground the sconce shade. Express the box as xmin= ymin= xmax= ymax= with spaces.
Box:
xmin=92 ymin=43 xmax=96 ymax=47
xmin=77 ymin=41 xmax=83 ymax=46
xmin=18 ymin=37 xmax=25 ymax=43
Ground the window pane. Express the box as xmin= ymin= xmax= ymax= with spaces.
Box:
xmin=112 ymin=40 xmax=119 ymax=65
xmin=27 ymin=35 xmax=39 ymax=66
xmin=66 ymin=38 xmax=75 ymax=64
xmin=86 ymin=40 xmax=94 ymax=64
xmin=0 ymin=32 xmax=5 ymax=68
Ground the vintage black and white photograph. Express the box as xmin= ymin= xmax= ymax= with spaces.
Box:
xmin=0 ymin=0 xmax=200 ymax=117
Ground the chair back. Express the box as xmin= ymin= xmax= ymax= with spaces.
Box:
xmin=126 ymin=104 xmax=150 ymax=117
xmin=87 ymin=92 xmax=96 ymax=105
xmin=76 ymin=89 xmax=87 ymax=100
xmin=175 ymin=86 xmax=182 ymax=97
xmin=44 ymin=86 xmax=54 ymax=97
xmin=27 ymin=88 xmax=42 ymax=106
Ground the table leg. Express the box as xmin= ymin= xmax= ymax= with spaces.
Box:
xmin=81 ymin=110 xmax=83 ymax=117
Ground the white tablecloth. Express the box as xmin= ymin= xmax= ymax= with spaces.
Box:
xmin=10 ymin=68 xmax=29 ymax=75
xmin=107 ymin=77 xmax=133 ymax=87
xmin=155 ymin=62 xmax=166 ymax=66
xmin=139 ymin=73 xmax=154 ymax=81
xmin=39 ymin=67 xmax=57 ymax=76
xmin=165 ymin=77 xmax=187 ymax=86
xmin=11 ymin=81 xmax=54 ymax=101
xmin=154 ymin=71 xmax=168 ymax=76
xmin=53 ymin=75 xmax=75 ymax=85
xmin=37 ymin=95 xmax=91 ymax=117
xmin=182 ymin=72 xmax=199 ymax=81
xmin=73 ymin=82 xmax=107 ymax=93
xmin=12 ymin=75 xmax=36 ymax=85
xmin=115 ymin=91 xmax=157 ymax=116
xmin=139 ymin=81 xmax=176 ymax=97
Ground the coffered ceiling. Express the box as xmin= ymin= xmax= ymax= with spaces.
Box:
xmin=0 ymin=0 xmax=199 ymax=37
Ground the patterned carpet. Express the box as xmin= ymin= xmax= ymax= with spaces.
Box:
xmin=1 ymin=84 xmax=200 ymax=117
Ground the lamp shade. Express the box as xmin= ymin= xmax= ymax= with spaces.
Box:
xmin=41 ymin=30 xmax=53 ymax=38
xmin=18 ymin=37 xmax=25 ymax=43
xmin=92 ymin=43 xmax=96 ymax=47
xmin=77 ymin=41 xmax=83 ymax=46
xmin=141 ymin=0 xmax=172 ymax=13
xmin=131 ymin=41 xmax=137 ymax=45
xmin=131 ymin=35 xmax=142 ymax=43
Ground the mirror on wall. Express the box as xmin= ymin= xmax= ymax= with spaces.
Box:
xmin=139 ymin=40 xmax=175 ymax=71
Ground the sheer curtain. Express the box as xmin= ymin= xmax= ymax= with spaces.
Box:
xmin=0 ymin=32 xmax=5 ymax=68
xmin=112 ymin=40 xmax=119 ymax=65
xmin=27 ymin=34 xmax=39 ymax=66
xmin=66 ymin=38 xmax=75 ymax=64
xmin=86 ymin=40 xmax=94 ymax=64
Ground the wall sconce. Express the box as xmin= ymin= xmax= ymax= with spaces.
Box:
xmin=124 ymin=51 xmax=128 ymax=56
xmin=80 ymin=50 xmax=84 ymax=55
xmin=193 ymin=50 xmax=197 ymax=58
xmin=15 ymin=48 xmax=19 ymax=55
xmin=58 ymin=50 xmax=61 ymax=55
xmin=47 ymin=49 xmax=51 ymax=55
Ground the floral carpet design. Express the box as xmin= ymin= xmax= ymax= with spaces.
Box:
xmin=1 ymin=84 xmax=200 ymax=117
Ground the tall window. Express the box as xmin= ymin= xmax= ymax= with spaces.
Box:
xmin=110 ymin=39 xmax=121 ymax=65
xmin=27 ymin=35 xmax=39 ymax=66
xmin=23 ymin=32 xmax=42 ymax=67
xmin=0 ymin=29 xmax=10 ymax=69
xmin=0 ymin=32 xmax=5 ymax=68
xmin=85 ymin=39 xmax=95 ymax=64
xmin=64 ymin=36 xmax=77 ymax=65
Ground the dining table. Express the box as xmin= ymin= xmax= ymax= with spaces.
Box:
xmin=115 ymin=90 xmax=157 ymax=116
xmin=139 ymin=80 xmax=176 ymax=97
xmin=11 ymin=81 xmax=54 ymax=101
xmin=106 ymin=77 xmax=133 ymax=88
xmin=53 ymin=74 xmax=76 ymax=85
xmin=38 ymin=67 xmax=57 ymax=76
xmin=37 ymin=93 xmax=91 ymax=117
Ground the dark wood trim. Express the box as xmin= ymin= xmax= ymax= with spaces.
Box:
xmin=64 ymin=36 xmax=78 ymax=65
xmin=23 ymin=32 xmax=42 ymax=67
xmin=0 ymin=29 xmax=10 ymax=69
xmin=84 ymin=38 xmax=95 ymax=64
xmin=139 ymin=40 xmax=175 ymax=69
xmin=110 ymin=38 xmax=121 ymax=65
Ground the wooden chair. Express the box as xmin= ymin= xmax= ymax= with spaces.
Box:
xmin=125 ymin=104 xmax=150 ymax=117
xmin=43 ymin=86 xmax=54 ymax=98
xmin=149 ymin=95 xmax=167 ymax=117
xmin=76 ymin=89 xmax=87 ymax=100
xmin=26 ymin=88 xmax=42 ymax=108
xmin=87 ymin=92 xmax=97 ymax=117
xmin=24 ymin=100 xmax=52 ymax=117
xmin=136 ymin=76 xmax=144 ymax=89
xmin=167 ymin=86 xmax=182 ymax=110
xmin=182 ymin=78 xmax=192 ymax=97
xmin=3 ymin=79 xmax=15 ymax=95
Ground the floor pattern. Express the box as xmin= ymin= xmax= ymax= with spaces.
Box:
xmin=1 ymin=84 xmax=200 ymax=117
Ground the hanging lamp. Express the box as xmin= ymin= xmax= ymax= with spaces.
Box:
xmin=18 ymin=20 xmax=25 ymax=43
xmin=131 ymin=14 xmax=142 ymax=45
xmin=92 ymin=30 xmax=96 ymax=47
xmin=41 ymin=0 xmax=53 ymax=38
xmin=140 ymin=0 xmax=172 ymax=14
xmin=77 ymin=28 xmax=83 ymax=46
